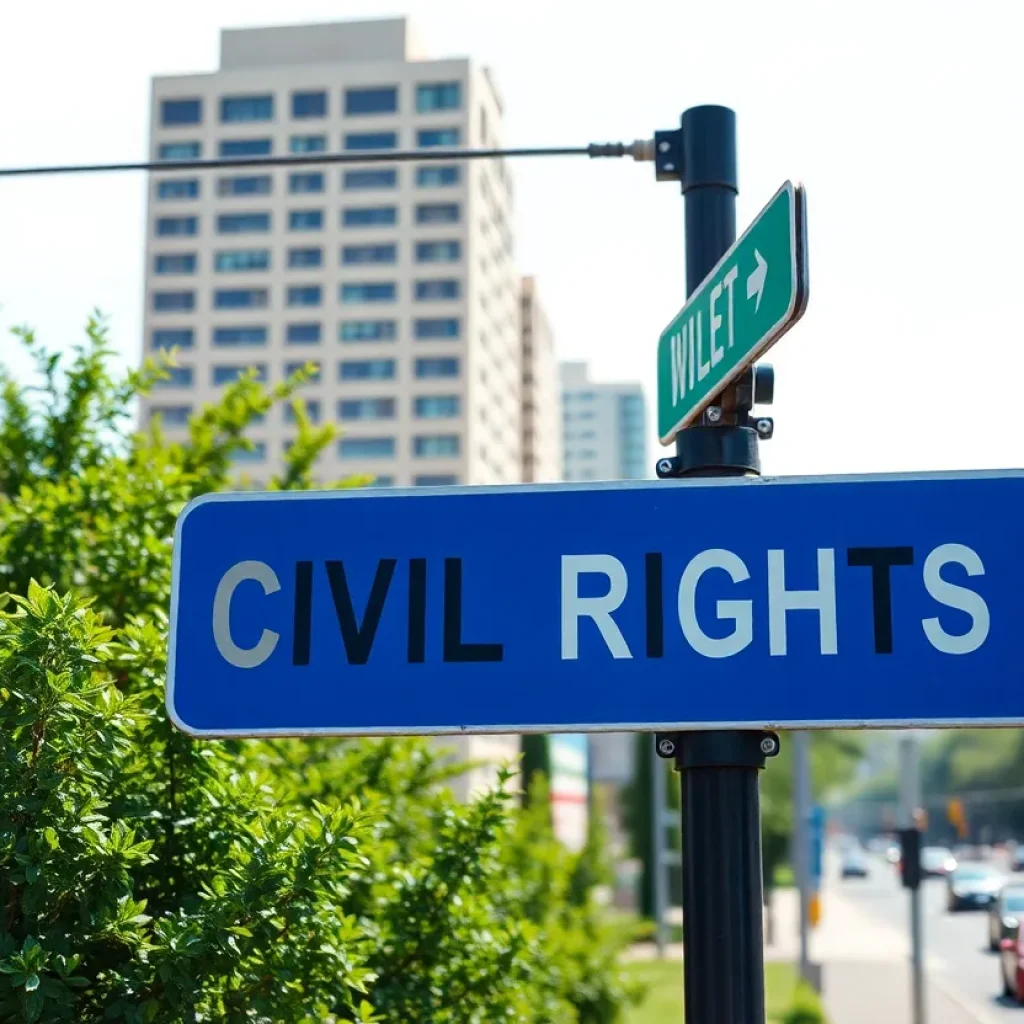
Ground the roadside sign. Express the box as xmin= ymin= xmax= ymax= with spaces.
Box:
xmin=549 ymin=735 xmax=590 ymax=852
xmin=656 ymin=181 xmax=809 ymax=444
xmin=170 ymin=470 xmax=1022 ymax=737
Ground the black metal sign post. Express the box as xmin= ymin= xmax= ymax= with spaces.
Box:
xmin=653 ymin=104 xmax=781 ymax=1024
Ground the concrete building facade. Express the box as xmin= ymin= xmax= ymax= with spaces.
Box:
xmin=142 ymin=18 xmax=537 ymax=800
xmin=559 ymin=361 xmax=647 ymax=483
xmin=142 ymin=18 xmax=521 ymax=490
xmin=519 ymin=276 xmax=562 ymax=483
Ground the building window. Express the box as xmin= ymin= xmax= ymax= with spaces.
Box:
xmin=215 ymin=249 xmax=270 ymax=272
xmin=344 ymin=132 xmax=398 ymax=151
xmin=217 ymin=212 xmax=271 ymax=234
xmin=292 ymin=90 xmax=327 ymax=118
xmin=230 ymin=442 xmax=267 ymax=463
xmin=342 ymin=244 xmax=397 ymax=265
xmin=157 ymin=179 xmax=199 ymax=200
xmin=286 ymin=323 xmax=321 ymax=344
xmin=154 ymin=253 xmax=197 ymax=275
xmin=152 ymin=328 xmax=194 ymax=350
xmin=414 ymin=318 xmax=460 ymax=339
xmin=288 ymin=247 xmax=322 ymax=268
xmin=149 ymin=404 xmax=192 ymax=426
xmin=415 ymin=241 xmax=460 ymax=263
xmin=155 ymin=366 xmax=194 ymax=388
xmin=156 ymin=216 xmax=197 ymax=237
xmin=414 ymin=434 xmax=460 ymax=457
xmin=343 ymin=168 xmax=398 ymax=190
xmin=416 ymin=203 xmax=460 ymax=225
xmin=416 ymin=82 xmax=461 ymax=112
xmin=339 ymin=320 xmax=397 ymax=343
xmin=417 ymin=128 xmax=460 ymax=148
xmin=415 ymin=279 xmax=460 ymax=301
xmin=341 ymin=283 xmax=396 ymax=304
xmin=213 ymin=365 xmax=267 ymax=385
xmin=213 ymin=326 xmax=267 ymax=347
xmin=415 ymin=395 xmax=460 ymax=418
xmin=289 ymin=172 xmax=324 ymax=194
xmin=289 ymin=209 xmax=324 ymax=231
xmin=213 ymin=288 xmax=268 ymax=310
xmin=153 ymin=290 xmax=194 ymax=312
xmin=217 ymin=174 xmax=272 ymax=197
xmin=339 ymin=437 xmax=396 ymax=458
xmin=345 ymin=86 xmax=398 ymax=115
xmin=219 ymin=138 xmax=272 ymax=157
xmin=221 ymin=95 xmax=274 ymax=123
xmin=415 ymin=474 xmax=458 ymax=486
xmin=416 ymin=165 xmax=460 ymax=187
xmin=161 ymin=98 xmax=202 ymax=125
xmin=158 ymin=141 xmax=201 ymax=160
xmin=284 ymin=399 xmax=321 ymax=424
xmin=415 ymin=357 xmax=459 ymax=379
xmin=291 ymin=134 xmax=326 ymax=153
xmin=288 ymin=285 xmax=322 ymax=307
xmin=285 ymin=360 xmax=321 ymax=382
xmin=342 ymin=206 xmax=397 ymax=228
xmin=339 ymin=359 xmax=395 ymax=381
xmin=338 ymin=397 xmax=395 ymax=420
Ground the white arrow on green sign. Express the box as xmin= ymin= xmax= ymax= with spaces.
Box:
xmin=656 ymin=180 xmax=809 ymax=445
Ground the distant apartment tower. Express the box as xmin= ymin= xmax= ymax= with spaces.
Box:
xmin=559 ymin=361 xmax=647 ymax=482
xmin=141 ymin=18 xmax=521 ymax=490
xmin=520 ymin=276 xmax=562 ymax=482
xmin=141 ymin=18 xmax=526 ymax=800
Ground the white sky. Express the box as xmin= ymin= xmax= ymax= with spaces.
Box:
xmin=1 ymin=0 xmax=1021 ymax=477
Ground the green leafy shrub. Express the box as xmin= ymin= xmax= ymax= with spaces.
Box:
xmin=780 ymin=981 xmax=828 ymax=1024
xmin=0 ymin=320 xmax=639 ymax=1022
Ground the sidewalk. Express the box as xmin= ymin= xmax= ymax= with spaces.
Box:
xmin=777 ymin=884 xmax=993 ymax=1024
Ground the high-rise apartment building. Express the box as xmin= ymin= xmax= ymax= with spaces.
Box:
xmin=520 ymin=276 xmax=562 ymax=482
xmin=142 ymin=18 xmax=521 ymax=490
xmin=142 ymin=18 xmax=529 ymax=800
xmin=559 ymin=361 xmax=647 ymax=483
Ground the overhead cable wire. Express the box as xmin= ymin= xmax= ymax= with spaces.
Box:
xmin=0 ymin=140 xmax=655 ymax=179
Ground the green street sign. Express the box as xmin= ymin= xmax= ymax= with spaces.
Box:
xmin=656 ymin=180 xmax=809 ymax=445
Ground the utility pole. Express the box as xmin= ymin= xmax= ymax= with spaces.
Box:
xmin=653 ymin=104 xmax=780 ymax=1024
xmin=793 ymin=731 xmax=813 ymax=986
xmin=898 ymin=735 xmax=926 ymax=1024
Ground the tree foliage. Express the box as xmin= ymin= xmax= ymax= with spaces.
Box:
xmin=0 ymin=319 xmax=638 ymax=1022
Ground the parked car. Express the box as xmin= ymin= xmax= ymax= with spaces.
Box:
xmin=841 ymin=848 xmax=870 ymax=879
xmin=989 ymin=885 xmax=1024 ymax=951
xmin=1000 ymin=922 xmax=1024 ymax=1003
xmin=946 ymin=862 xmax=1003 ymax=912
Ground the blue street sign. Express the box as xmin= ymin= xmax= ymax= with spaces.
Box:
xmin=168 ymin=470 xmax=1024 ymax=737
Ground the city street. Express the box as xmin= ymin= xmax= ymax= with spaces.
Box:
xmin=828 ymin=852 xmax=1023 ymax=1022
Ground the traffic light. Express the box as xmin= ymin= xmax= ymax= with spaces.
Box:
xmin=948 ymin=798 xmax=967 ymax=839
xmin=899 ymin=828 xmax=922 ymax=889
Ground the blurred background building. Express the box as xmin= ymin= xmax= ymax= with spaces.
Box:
xmin=138 ymin=16 xmax=570 ymax=801
xmin=141 ymin=17 xmax=521 ymax=492
xmin=559 ymin=361 xmax=647 ymax=483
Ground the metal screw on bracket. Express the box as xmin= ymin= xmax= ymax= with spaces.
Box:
xmin=659 ymin=140 xmax=671 ymax=153
xmin=658 ymin=737 xmax=677 ymax=757
xmin=755 ymin=417 xmax=773 ymax=439
xmin=706 ymin=406 xmax=723 ymax=424
xmin=760 ymin=736 xmax=779 ymax=756
xmin=663 ymin=162 xmax=675 ymax=172
xmin=657 ymin=458 xmax=674 ymax=476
